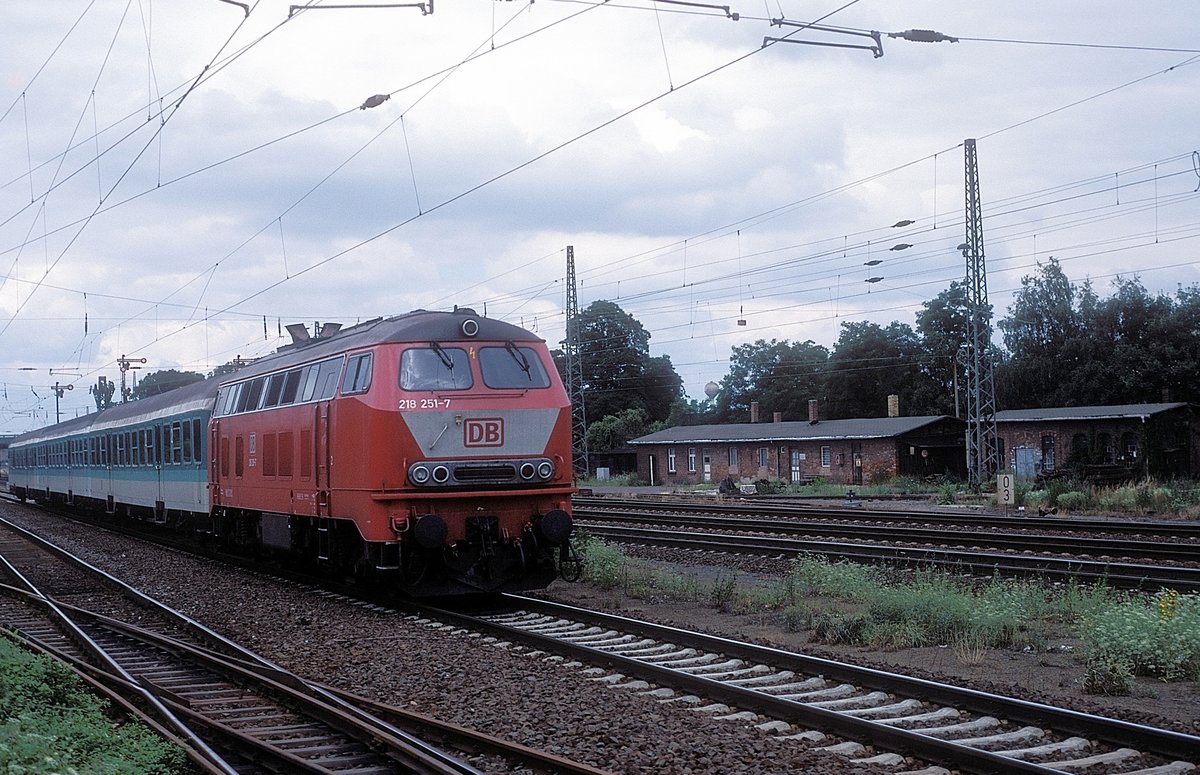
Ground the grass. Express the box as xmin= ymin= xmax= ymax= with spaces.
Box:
xmin=1010 ymin=478 xmax=1200 ymax=518
xmin=0 ymin=633 xmax=191 ymax=773
xmin=571 ymin=536 xmax=1200 ymax=696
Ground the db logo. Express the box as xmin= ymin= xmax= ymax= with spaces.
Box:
xmin=464 ymin=418 xmax=504 ymax=447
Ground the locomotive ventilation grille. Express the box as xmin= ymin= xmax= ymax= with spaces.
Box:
xmin=408 ymin=457 xmax=556 ymax=487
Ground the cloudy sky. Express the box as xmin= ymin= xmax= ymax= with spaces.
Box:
xmin=1 ymin=1 xmax=1198 ymax=433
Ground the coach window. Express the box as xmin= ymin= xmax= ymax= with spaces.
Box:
xmin=171 ymin=422 xmax=183 ymax=464
xmin=131 ymin=432 xmax=140 ymax=466
xmin=116 ymin=433 xmax=125 ymax=467
xmin=182 ymin=421 xmax=194 ymax=463
xmin=342 ymin=353 xmax=373 ymax=395
xmin=400 ymin=347 xmax=473 ymax=391
xmin=193 ymin=420 xmax=203 ymax=461
xmin=667 ymin=447 xmax=677 ymax=473
xmin=479 ymin=345 xmax=551 ymax=389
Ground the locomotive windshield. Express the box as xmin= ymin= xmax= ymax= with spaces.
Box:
xmin=400 ymin=346 xmax=473 ymax=390
xmin=479 ymin=344 xmax=551 ymax=389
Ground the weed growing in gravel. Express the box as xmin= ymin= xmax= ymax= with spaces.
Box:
xmin=0 ymin=634 xmax=188 ymax=773
xmin=1079 ymin=590 xmax=1200 ymax=685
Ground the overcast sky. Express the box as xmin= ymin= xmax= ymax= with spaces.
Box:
xmin=1 ymin=1 xmax=1198 ymax=433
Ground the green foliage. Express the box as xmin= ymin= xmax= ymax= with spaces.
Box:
xmin=715 ymin=338 xmax=830 ymax=423
xmin=584 ymin=407 xmax=650 ymax=452
xmin=574 ymin=531 xmax=626 ymax=590
xmin=1080 ymin=591 xmax=1200 ymax=683
xmin=562 ymin=300 xmax=682 ymax=425
xmin=709 ymin=572 xmax=738 ymax=612
xmin=1055 ymin=491 xmax=1090 ymax=511
xmin=0 ymin=635 xmax=189 ymax=773
xmin=129 ymin=369 xmax=205 ymax=400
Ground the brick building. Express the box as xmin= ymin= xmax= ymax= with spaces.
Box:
xmin=994 ymin=402 xmax=1198 ymax=480
xmin=628 ymin=401 xmax=965 ymax=487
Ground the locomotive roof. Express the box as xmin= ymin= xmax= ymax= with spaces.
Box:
xmin=11 ymin=310 xmax=541 ymax=445
xmin=223 ymin=309 xmax=544 ymax=384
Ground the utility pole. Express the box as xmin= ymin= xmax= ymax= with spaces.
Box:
xmin=563 ymin=246 xmax=589 ymax=479
xmin=960 ymin=139 xmax=999 ymax=487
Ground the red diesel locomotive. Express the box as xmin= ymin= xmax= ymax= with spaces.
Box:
xmin=10 ymin=309 xmax=579 ymax=596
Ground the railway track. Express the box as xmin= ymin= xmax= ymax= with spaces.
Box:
xmin=0 ymin=515 xmax=609 ymax=775
xmin=573 ymin=499 xmax=1200 ymax=593
xmin=576 ymin=495 xmax=1200 ymax=540
xmin=411 ymin=595 xmax=1200 ymax=775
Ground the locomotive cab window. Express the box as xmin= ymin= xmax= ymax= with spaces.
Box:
xmin=400 ymin=346 xmax=472 ymax=391
xmin=479 ymin=344 xmax=550 ymax=389
xmin=342 ymin=352 xmax=373 ymax=395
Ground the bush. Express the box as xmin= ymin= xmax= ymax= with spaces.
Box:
xmin=1079 ymin=591 xmax=1200 ymax=682
xmin=1055 ymin=491 xmax=1090 ymax=511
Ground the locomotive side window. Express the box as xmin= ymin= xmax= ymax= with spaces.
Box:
xmin=264 ymin=373 xmax=287 ymax=408
xmin=313 ymin=358 xmax=343 ymax=399
xmin=342 ymin=352 xmax=373 ymax=395
xmin=281 ymin=369 xmax=303 ymax=404
xmin=400 ymin=347 xmax=472 ymax=391
xmin=479 ymin=345 xmax=551 ymax=389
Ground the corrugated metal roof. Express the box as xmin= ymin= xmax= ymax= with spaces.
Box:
xmin=994 ymin=403 xmax=1188 ymax=423
xmin=629 ymin=415 xmax=959 ymax=445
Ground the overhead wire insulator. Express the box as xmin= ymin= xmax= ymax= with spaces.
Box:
xmin=887 ymin=29 xmax=958 ymax=43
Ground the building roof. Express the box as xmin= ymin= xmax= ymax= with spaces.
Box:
xmin=629 ymin=415 xmax=959 ymax=445
xmin=994 ymin=403 xmax=1189 ymax=423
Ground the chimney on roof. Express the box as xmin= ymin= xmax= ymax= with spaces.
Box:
xmin=888 ymin=394 xmax=900 ymax=418
xmin=773 ymin=411 xmax=782 ymax=423
xmin=808 ymin=399 xmax=819 ymax=424
xmin=750 ymin=401 xmax=760 ymax=423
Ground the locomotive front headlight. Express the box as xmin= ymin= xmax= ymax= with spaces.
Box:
xmin=432 ymin=464 xmax=451 ymax=484
xmin=519 ymin=462 xmax=537 ymax=480
xmin=410 ymin=464 xmax=431 ymax=484
xmin=537 ymin=460 xmax=554 ymax=480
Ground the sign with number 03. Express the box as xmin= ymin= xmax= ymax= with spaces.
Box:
xmin=998 ymin=473 xmax=1015 ymax=505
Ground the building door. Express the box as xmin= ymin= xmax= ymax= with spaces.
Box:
xmin=790 ymin=449 xmax=801 ymax=483
xmin=1014 ymin=447 xmax=1037 ymax=480
xmin=701 ymin=448 xmax=711 ymax=482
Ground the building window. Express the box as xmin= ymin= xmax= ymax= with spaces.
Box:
xmin=667 ymin=447 xmax=677 ymax=473
xmin=758 ymin=447 xmax=768 ymax=467
xmin=1041 ymin=435 xmax=1055 ymax=472
xmin=728 ymin=447 xmax=738 ymax=467
xmin=821 ymin=445 xmax=831 ymax=467
xmin=687 ymin=447 xmax=696 ymax=472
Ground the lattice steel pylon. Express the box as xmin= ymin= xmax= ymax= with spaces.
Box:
xmin=564 ymin=245 xmax=589 ymax=479
xmin=961 ymin=138 xmax=1000 ymax=487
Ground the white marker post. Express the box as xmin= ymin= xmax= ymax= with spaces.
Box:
xmin=998 ymin=472 xmax=1015 ymax=517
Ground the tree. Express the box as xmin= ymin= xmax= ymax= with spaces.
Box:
xmin=585 ymin=407 xmax=651 ymax=451
xmin=566 ymin=300 xmax=682 ymax=425
xmin=130 ymin=369 xmax=205 ymax=400
xmin=995 ymin=258 xmax=1081 ymax=408
xmin=716 ymin=339 xmax=829 ymax=422
xmin=912 ymin=281 xmax=972 ymax=416
xmin=209 ymin=358 xmax=252 ymax=379
xmin=825 ymin=320 xmax=927 ymax=418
